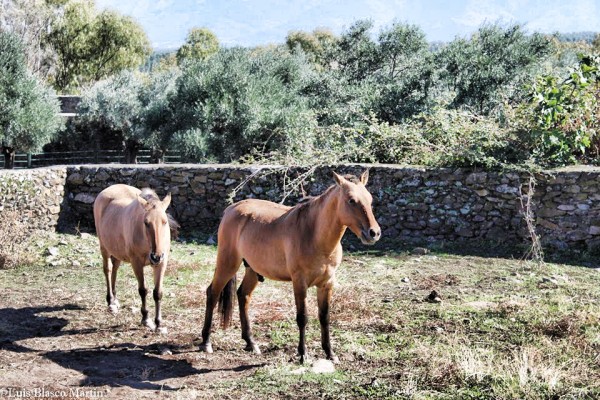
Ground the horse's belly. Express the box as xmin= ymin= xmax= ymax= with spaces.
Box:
xmin=240 ymin=245 xmax=290 ymax=281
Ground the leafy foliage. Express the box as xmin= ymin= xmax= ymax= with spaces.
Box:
xmin=77 ymin=68 xmax=180 ymax=163
xmin=166 ymin=47 xmax=317 ymax=162
xmin=438 ymin=23 xmax=552 ymax=114
xmin=176 ymin=27 xmax=219 ymax=64
xmin=0 ymin=32 xmax=62 ymax=166
xmin=516 ymin=54 xmax=600 ymax=165
xmin=46 ymin=0 xmax=151 ymax=92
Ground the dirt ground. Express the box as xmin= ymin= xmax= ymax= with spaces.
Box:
xmin=0 ymin=234 xmax=289 ymax=399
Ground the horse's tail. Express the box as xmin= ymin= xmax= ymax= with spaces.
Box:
xmin=218 ymin=275 xmax=237 ymax=329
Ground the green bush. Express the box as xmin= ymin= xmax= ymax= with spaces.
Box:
xmin=358 ymin=109 xmax=523 ymax=168
xmin=516 ymin=54 xmax=600 ymax=166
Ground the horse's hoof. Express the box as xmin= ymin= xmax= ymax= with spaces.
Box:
xmin=244 ymin=343 xmax=261 ymax=355
xmin=199 ymin=342 xmax=213 ymax=353
xmin=142 ymin=319 xmax=156 ymax=330
xmin=299 ymin=354 xmax=310 ymax=365
xmin=328 ymin=354 xmax=340 ymax=364
xmin=155 ymin=326 xmax=168 ymax=335
xmin=108 ymin=304 xmax=119 ymax=314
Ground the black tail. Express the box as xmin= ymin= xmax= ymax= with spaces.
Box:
xmin=218 ymin=275 xmax=237 ymax=329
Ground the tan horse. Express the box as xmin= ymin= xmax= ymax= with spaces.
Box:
xmin=199 ymin=171 xmax=381 ymax=363
xmin=93 ymin=184 xmax=177 ymax=332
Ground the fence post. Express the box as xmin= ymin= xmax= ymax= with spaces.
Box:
xmin=27 ymin=153 xmax=32 ymax=168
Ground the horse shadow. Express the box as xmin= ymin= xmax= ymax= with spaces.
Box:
xmin=0 ymin=304 xmax=263 ymax=391
xmin=0 ymin=304 xmax=91 ymax=353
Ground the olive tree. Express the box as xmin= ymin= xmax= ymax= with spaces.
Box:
xmin=0 ymin=32 xmax=62 ymax=169
xmin=438 ymin=23 xmax=552 ymax=114
xmin=166 ymin=47 xmax=317 ymax=162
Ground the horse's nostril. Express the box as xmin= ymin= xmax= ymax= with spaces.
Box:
xmin=369 ymin=228 xmax=378 ymax=238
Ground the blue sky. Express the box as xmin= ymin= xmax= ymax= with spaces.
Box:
xmin=95 ymin=0 xmax=600 ymax=50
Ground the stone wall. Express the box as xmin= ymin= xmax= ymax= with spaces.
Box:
xmin=0 ymin=167 xmax=67 ymax=231
xmin=2 ymin=164 xmax=600 ymax=252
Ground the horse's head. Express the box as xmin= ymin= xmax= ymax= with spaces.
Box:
xmin=333 ymin=170 xmax=381 ymax=245
xmin=138 ymin=192 xmax=172 ymax=265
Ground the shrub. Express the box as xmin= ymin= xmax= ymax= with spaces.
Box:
xmin=516 ymin=54 xmax=600 ymax=166
xmin=359 ymin=109 xmax=523 ymax=168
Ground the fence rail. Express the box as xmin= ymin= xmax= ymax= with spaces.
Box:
xmin=0 ymin=149 xmax=183 ymax=169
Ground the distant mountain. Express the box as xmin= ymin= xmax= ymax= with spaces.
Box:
xmin=556 ymin=31 xmax=598 ymax=44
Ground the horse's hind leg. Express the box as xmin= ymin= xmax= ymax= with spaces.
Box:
xmin=199 ymin=249 xmax=241 ymax=353
xmin=109 ymin=256 xmax=121 ymax=311
xmin=132 ymin=260 xmax=152 ymax=329
xmin=101 ymin=248 xmax=119 ymax=314
xmin=238 ymin=267 xmax=260 ymax=354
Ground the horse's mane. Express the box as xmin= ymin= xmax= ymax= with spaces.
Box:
xmin=140 ymin=188 xmax=160 ymax=202
xmin=288 ymin=174 xmax=361 ymax=225
xmin=295 ymin=174 xmax=360 ymax=205
xmin=140 ymin=188 xmax=180 ymax=238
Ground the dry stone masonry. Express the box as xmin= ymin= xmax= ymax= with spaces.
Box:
xmin=1 ymin=164 xmax=600 ymax=252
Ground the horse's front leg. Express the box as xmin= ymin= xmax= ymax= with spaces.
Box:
xmin=317 ymin=284 xmax=339 ymax=363
xmin=132 ymin=261 xmax=152 ymax=329
xmin=152 ymin=257 xmax=167 ymax=334
xmin=293 ymin=280 xmax=309 ymax=364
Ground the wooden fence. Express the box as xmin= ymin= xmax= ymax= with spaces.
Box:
xmin=0 ymin=149 xmax=183 ymax=169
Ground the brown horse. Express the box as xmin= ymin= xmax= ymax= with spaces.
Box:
xmin=199 ymin=171 xmax=381 ymax=363
xmin=93 ymin=184 xmax=177 ymax=332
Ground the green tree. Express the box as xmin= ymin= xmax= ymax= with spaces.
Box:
xmin=332 ymin=19 xmax=381 ymax=82
xmin=78 ymin=69 xmax=180 ymax=163
xmin=374 ymin=22 xmax=436 ymax=122
xmin=78 ymin=71 xmax=145 ymax=163
xmin=438 ymin=23 xmax=552 ymax=114
xmin=286 ymin=28 xmax=338 ymax=68
xmin=176 ymin=27 xmax=219 ymax=64
xmin=46 ymin=0 xmax=151 ymax=92
xmin=0 ymin=33 xmax=62 ymax=168
xmin=166 ymin=47 xmax=317 ymax=162
xmin=0 ymin=0 xmax=56 ymax=79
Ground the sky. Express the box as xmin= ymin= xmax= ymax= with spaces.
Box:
xmin=94 ymin=0 xmax=600 ymax=50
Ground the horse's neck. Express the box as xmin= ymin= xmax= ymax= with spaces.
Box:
xmin=310 ymin=187 xmax=346 ymax=252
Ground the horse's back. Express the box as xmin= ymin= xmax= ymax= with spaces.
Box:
xmin=94 ymin=184 xmax=141 ymax=243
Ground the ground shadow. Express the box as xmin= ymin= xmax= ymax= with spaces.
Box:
xmin=0 ymin=304 xmax=92 ymax=353
xmin=44 ymin=343 xmax=263 ymax=391
xmin=0 ymin=304 xmax=264 ymax=391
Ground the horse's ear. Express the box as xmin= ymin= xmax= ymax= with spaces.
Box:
xmin=360 ymin=170 xmax=369 ymax=185
xmin=333 ymin=171 xmax=345 ymax=186
xmin=138 ymin=195 xmax=149 ymax=209
xmin=162 ymin=192 xmax=172 ymax=209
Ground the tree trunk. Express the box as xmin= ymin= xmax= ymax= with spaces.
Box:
xmin=150 ymin=148 xmax=164 ymax=164
xmin=2 ymin=146 xmax=15 ymax=169
xmin=123 ymin=139 xmax=141 ymax=164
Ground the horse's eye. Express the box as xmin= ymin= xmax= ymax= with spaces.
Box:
xmin=348 ymin=198 xmax=356 ymax=205
xmin=144 ymin=221 xmax=150 ymax=227
xmin=163 ymin=220 xmax=168 ymax=226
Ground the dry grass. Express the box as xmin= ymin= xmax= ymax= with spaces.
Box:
xmin=0 ymin=210 xmax=37 ymax=269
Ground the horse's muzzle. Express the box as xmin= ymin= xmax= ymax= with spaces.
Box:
xmin=149 ymin=252 xmax=164 ymax=265
xmin=360 ymin=227 xmax=381 ymax=245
